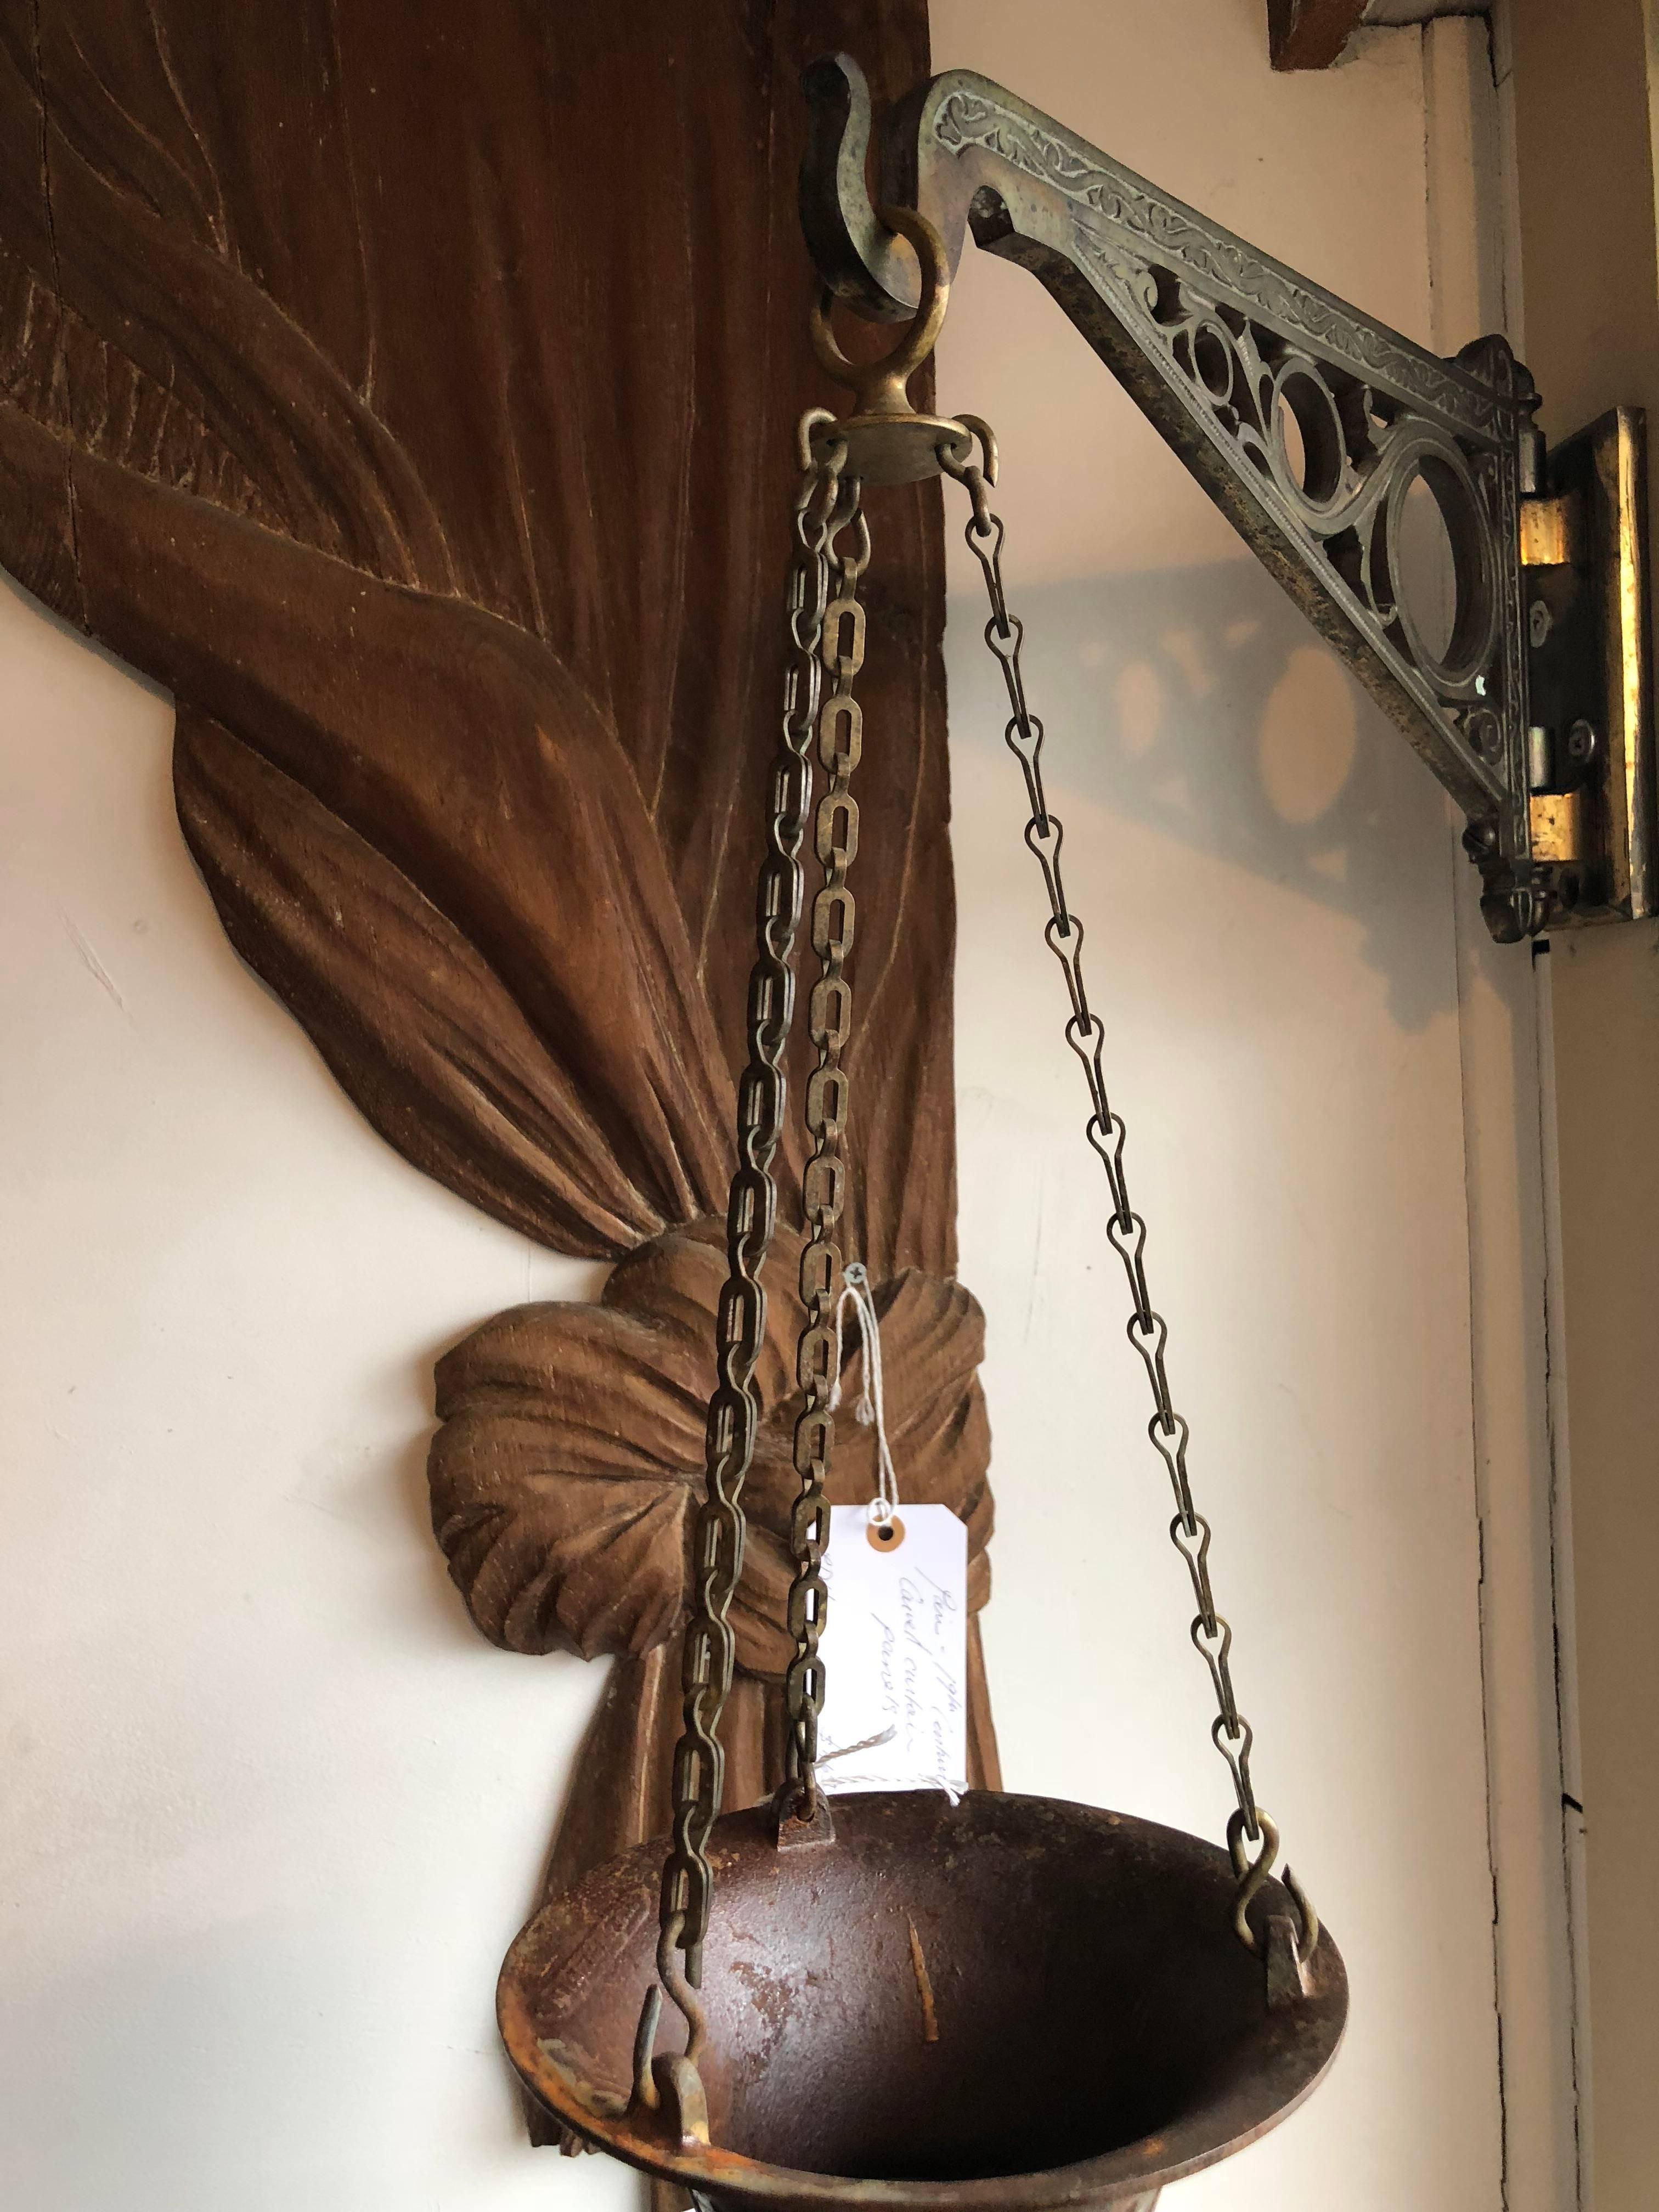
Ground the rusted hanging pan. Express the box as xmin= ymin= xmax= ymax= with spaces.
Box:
xmin=499 ymin=1792 xmax=1347 ymax=2212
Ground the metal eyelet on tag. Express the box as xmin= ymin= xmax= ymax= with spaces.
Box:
xmin=866 ymin=1513 xmax=905 ymax=1551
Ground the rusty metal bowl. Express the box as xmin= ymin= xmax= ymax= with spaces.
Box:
xmin=499 ymin=1790 xmax=1346 ymax=2212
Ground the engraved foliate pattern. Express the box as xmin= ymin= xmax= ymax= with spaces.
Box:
xmin=933 ymin=88 xmax=1504 ymax=434
xmin=924 ymin=78 xmax=1532 ymax=848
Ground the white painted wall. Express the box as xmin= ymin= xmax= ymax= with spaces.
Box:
xmin=0 ymin=7 xmax=1557 ymax=2209
xmin=0 ymin=580 xmax=629 ymax=2212
xmin=932 ymin=12 xmax=1502 ymax=2209
xmin=1503 ymin=2 xmax=1659 ymax=2200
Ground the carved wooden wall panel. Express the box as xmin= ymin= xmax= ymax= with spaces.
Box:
xmin=0 ymin=0 xmax=999 ymax=2024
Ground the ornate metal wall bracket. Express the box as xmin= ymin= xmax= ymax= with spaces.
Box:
xmin=800 ymin=55 xmax=1655 ymax=942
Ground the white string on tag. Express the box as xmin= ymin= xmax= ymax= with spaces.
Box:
xmin=828 ymin=1260 xmax=899 ymax=1525
xmin=817 ymin=1725 xmax=897 ymax=1767
xmin=814 ymin=1771 xmax=963 ymax=1804
xmin=818 ymin=1724 xmax=963 ymax=1804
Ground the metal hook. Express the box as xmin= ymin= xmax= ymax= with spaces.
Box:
xmin=937 ymin=418 xmax=1000 ymax=534
xmin=939 ymin=413 xmax=998 ymax=488
xmin=655 ymin=1913 xmax=709 ymax=2066
xmin=795 ymin=405 xmax=840 ymax=475
xmin=799 ymin=53 xmax=942 ymax=321
xmin=1227 ymin=1807 xmax=1320 ymax=1971
xmin=630 ymin=1983 xmax=662 ymax=2112
xmin=629 ymin=1915 xmax=713 ymax=2146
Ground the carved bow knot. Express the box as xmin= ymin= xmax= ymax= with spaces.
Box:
xmin=428 ymin=1220 xmax=993 ymax=1675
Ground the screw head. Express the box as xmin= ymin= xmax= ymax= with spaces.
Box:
xmin=1566 ymin=718 xmax=1598 ymax=766
xmin=1529 ymin=599 xmax=1553 ymax=648
xmin=1469 ymin=709 xmax=1503 ymax=760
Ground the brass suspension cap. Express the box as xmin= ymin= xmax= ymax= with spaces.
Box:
xmin=809 ymin=205 xmax=973 ymax=486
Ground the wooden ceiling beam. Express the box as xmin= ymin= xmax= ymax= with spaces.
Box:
xmin=1270 ymin=1 xmax=1490 ymax=70
xmin=1267 ymin=0 xmax=1370 ymax=69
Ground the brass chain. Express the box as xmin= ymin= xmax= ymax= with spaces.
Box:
xmin=644 ymin=359 xmax=1313 ymax=2086
xmin=782 ymin=494 xmax=871 ymax=1810
xmin=650 ymin=416 xmax=858 ymax=2036
xmin=939 ymin=438 xmax=1315 ymax=1955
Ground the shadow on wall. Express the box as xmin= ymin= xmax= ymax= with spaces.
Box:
xmin=946 ymin=556 xmax=1459 ymax=1032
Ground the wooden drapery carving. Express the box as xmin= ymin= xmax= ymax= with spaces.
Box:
xmin=0 ymin=0 xmax=1000 ymax=2033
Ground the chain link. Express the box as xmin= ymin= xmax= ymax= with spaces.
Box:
xmin=781 ymin=495 xmax=871 ymax=1811
xmin=652 ymin=416 xmax=856 ymax=2022
xmin=940 ymin=441 xmax=1275 ymax=1862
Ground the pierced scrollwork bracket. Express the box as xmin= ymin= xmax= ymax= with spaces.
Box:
xmin=801 ymin=55 xmax=1654 ymax=942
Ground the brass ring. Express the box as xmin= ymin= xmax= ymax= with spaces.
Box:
xmin=809 ymin=205 xmax=951 ymax=409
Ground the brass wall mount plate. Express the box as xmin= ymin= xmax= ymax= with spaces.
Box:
xmin=1521 ymin=408 xmax=1656 ymax=923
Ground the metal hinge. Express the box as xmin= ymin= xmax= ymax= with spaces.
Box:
xmin=1519 ymin=409 xmax=1656 ymax=923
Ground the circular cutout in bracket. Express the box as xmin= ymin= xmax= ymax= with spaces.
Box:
xmin=1192 ymin=320 xmax=1235 ymax=404
xmin=1272 ymin=363 xmax=1346 ymax=510
xmin=1377 ymin=449 xmax=1497 ymax=691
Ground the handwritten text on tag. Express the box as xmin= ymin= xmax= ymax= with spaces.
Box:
xmin=815 ymin=1503 xmax=968 ymax=1796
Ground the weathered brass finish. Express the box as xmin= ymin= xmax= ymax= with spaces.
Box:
xmin=1530 ymin=791 xmax=1588 ymax=866
xmin=500 ymin=1792 xmax=1348 ymax=2212
xmin=812 ymin=411 xmax=971 ymax=488
xmin=1520 ymin=410 xmax=1655 ymax=918
xmin=798 ymin=55 xmax=1658 ymax=941
xmin=1520 ymin=493 xmax=1579 ymax=569
xmin=808 ymin=203 xmax=972 ymax=485
xmin=801 ymin=54 xmax=1545 ymax=934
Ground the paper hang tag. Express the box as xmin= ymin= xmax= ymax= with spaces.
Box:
xmin=815 ymin=1503 xmax=968 ymax=1798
